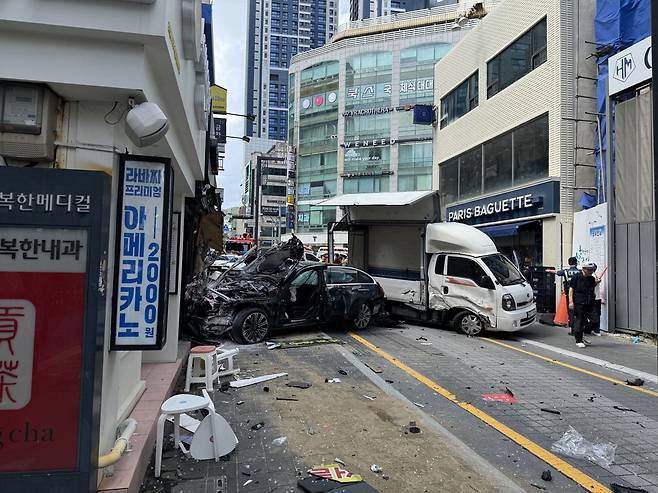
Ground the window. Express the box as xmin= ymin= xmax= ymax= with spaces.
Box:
xmin=326 ymin=267 xmax=370 ymax=284
xmin=291 ymin=269 xmax=319 ymax=287
xmin=434 ymin=254 xmax=446 ymax=275
xmin=439 ymin=158 xmax=458 ymax=206
xmin=487 ymin=18 xmax=547 ymax=98
xmin=440 ymin=71 xmax=478 ymax=128
xmin=459 ymin=147 xmax=482 ymax=200
xmin=261 ymin=185 xmax=286 ymax=196
xmin=484 ymin=133 xmax=513 ymax=194
xmin=447 ymin=256 xmax=488 ymax=287
xmin=513 ymin=114 xmax=549 ymax=184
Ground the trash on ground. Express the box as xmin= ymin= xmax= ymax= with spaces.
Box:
xmin=276 ymin=397 xmax=299 ymax=401
xmin=540 ymin=408 xmax=561 ymax=415
xmin=362 ymin=395 xmax=376 ymax=401
xmin=271 ymin=436 xmax=287 ymax=446
xmin=385 ymin=379 xmax=394 ymax=384
xmin=632 ymin=336 xmax=641 ymax=344
xmin=625 ymin=378 xmax=644 ymax=387
xmin=266 ymin=341 xmax=281 ymax=350
xmin=413 ymin=402 xmax=425 ymax=408
xmin=610 ymin=484 xmax=649 ymax=493
xmin=416 ymin=336 xmax=428 ymax=341
xmin=272 ymin=338 xmax=344 ymax=349
xmin=408 ymin=421 xmax=421 ymax=434
xmin=530 ymin=483 xmax=547 ymax=490
xmin=326 ymin=378 xmax=342 ymax=384
xmin=551 ymin=426 xmax=617 ymax=467
xmin=230 ymin=372 xmax=288 ymax=388
xmin=504 ymin=387 xmax=514 ymax=397
xmin=236 ymin=400 xmax=245 ymax=406
xmin=263 ymin=386 xmax=270 ymax=392
xmin=364 ymin=363 xmax=383 ymax=374
xmin=243 ymin=479 xmax=253 ymax=486
xmin=481 ymin=393 xmax=518 ymax=404
xmin=334 ymin=458 xmax=346 ymax=466
xmin=297 ymin=476 xmax=341 ymax=493
xmin=167 ymin=413 xmax=201 ymax=433
xmin=613 ymin=405 xmax=636 ymax=413
xmin=541 ymin=470 xmax=552 ymax=481
xmin=286 ymin=381 xmax=312 ymax=389
xmin=189 ymin=413 xmax=238 ymax=461
xmin=250 ymin=422 xmax=265 ymax=431
xmin=370 ymin=464 xmax=382 ymax=473
xmin=308 ymin=463 xmax=363 ymax=483
xmin=338 ymin=369 xmax=349 ymax=375
xmin=307 ymin=426 xmax=317 ymax=435
xmin=420 ymin=342 xmax=433 ymax=346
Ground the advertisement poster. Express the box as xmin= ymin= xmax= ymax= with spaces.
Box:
xmin=0 ymin=227 xmax=87 ymax=471
xmin=112 ymin=157 xmax=171 ymax=350
xmin=572 ymin=203 xmax=608 ymax=330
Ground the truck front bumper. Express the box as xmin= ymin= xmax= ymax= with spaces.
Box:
xmin=490 ymin=305 xmax=536 ymax=332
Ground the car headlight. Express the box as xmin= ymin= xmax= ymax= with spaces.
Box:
xmin=502 ymin=294 xmax=516 ymax=311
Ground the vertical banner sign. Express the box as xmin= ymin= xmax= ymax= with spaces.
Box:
xmin=0 ymin=167 xmax=109 ymax=493
xmin=286 ymin=146 xmax=296 ymax=231
xmin=213 ymin=117 xmax=227 ymax=144
xmin=112 ymin=155 xmax=173 ymax=350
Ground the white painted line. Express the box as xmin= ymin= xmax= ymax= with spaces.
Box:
xmin=518 ymin=338 xmax=658 ymax=384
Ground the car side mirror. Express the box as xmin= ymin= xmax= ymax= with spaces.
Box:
xmin=480 ymin=275 xmax=495 ymax=290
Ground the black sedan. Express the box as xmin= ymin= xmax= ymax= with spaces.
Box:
xmin=211 ymin=262 xmax=386 ymax=344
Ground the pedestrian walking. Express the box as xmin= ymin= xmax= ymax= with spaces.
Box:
xmin=568 ymin=262 xmax=601 ymax=348
xmin=584 ymin=263 xmax=603 ymax=337
xmin=555 ymin=257 xmax=579 ymax=333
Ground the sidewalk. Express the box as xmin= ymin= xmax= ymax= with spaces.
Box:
xmin=502 ymin=322 xmax=657 ymax=381
xmin=139 ymin=334 xmax=524 ymax=493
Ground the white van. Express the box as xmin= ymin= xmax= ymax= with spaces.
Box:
xmin=321 ymin=191 xmax=536 ymax=336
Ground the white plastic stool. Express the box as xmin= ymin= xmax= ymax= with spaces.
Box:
xmin=184 ymin=345 xmax=240 ymax=392
xmin=155 ymin=391 xmax=220 ymax=477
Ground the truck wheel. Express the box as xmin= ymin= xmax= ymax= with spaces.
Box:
xmin=454 ymin=312 xmax=483 ymax=336
xmin=353 ymin=303 xmax=372 ymax=330
xmin=231 ymin=308 xmax=270 ymax=344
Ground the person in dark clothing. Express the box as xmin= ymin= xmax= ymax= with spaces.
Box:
xmin=569 ymin=262 xmax=601 ymax=348
xmin=556 ymin=257 xmax=579 ymax=332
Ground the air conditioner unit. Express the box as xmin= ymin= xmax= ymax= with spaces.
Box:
xmin=0 ymin=83 xmax=59 ymax=162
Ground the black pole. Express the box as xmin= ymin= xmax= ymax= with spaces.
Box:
xmin=254 ymin=155 xmax=262 ymax=249
xmin=653 ymin=0 xmax=658 ymax=333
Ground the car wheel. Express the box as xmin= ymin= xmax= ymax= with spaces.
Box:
xmin=231 ymin=308 xmax=270 ymax=344
xmin=353 ymin=303 xmax=372 ymax=330
xmin=454 ymin=312 xmax=483 ymax=336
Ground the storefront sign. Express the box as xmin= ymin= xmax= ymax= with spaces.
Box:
xmin=608 ymin=36 xmax=652 ymax=96
xmin=213 ymin=117 xmax=227 ymax=144
xmin=341 ymin=169 xmax=394 ymax=178
xmin=342 ymin=138 xmax=396 ymax=149
xmin=261 ymin=206 xmax=283 ymax=216
xmin=343 ymin=106 xmax=395 ymax=117
xmin=112 ymin=156 xmax=173 ymax=350
xmin=446 ymin=181 xmax=560 ymax=225
xmin=345 ymin=78 xmax=433 ymax=102
xmin=0 ymin=167 xmax=108 ymax=491
xmin=344 ymin=148 xmax=381 ymax=162
xmin=210 ymin=84 xmax=228 ymax=114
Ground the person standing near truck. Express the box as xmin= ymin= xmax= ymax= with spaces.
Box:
xmin=568 ymin=262 xmax=601 ymax=348
xmin=556 ymin=257 xmax=579 ymax=333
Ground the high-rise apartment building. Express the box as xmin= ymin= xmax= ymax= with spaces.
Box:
xmin=245 ymin=0 xmax=338 ymax=142
xmin=349 ymin=0 xmax=457 ymax=21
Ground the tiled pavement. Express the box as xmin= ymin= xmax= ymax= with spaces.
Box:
xmin=338 ymin=323 xmax=658 ymax=492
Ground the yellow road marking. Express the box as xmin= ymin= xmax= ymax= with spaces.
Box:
xmin=348 ymin=332 xmax=612 ymax=493
xmin=483 ymin=338 xmax=658 ymax=398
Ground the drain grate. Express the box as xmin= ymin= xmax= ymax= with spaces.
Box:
xmin=171 ymin=475 xmax=227 ymax=493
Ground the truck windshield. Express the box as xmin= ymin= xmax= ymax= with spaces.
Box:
xmin=482 ymin=254 xmax=525 ymax=286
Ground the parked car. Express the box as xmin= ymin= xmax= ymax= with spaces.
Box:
xmin=210 ymin=254 xmax=240 ymax=271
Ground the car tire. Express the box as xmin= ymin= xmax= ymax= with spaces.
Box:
xmin=231 ymin=308 xmax=270 ymax=344
xmin=454 ymin=311 xmax=484 ymax=336
xmin=353 ymin=303 xmax=372 ymax=330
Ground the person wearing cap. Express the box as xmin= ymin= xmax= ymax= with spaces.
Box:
xmin=555 ymin=257 xmax=579 ymax=333
xmin=568 ymin=262 xmax=601 ymax=348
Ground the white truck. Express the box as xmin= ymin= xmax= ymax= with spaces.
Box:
xmin=322 ymin=191 xmax=536 ymax=335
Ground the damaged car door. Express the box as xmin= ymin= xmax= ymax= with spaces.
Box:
xmin=282 ymin=266 xmax=325 ymax=325
xmin=326 ymin=266 xmax=381 ymax=329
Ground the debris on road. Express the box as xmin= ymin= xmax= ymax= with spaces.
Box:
xmin=326 ymin=378 xmax=342 ymax=384
xmin=362 ymin=394 xmax=376 ymax=400
xmin=271 ymin=436 xmax=287 ymax=446
xmin=370 ymin=464 xmax=382 ymax=473
xmin=243 ymin=479 xmax=253 ymax=486
xmin=338 ymin=369 xmax=349 ymax=375
xmin=408 ymin=421 xmax=421 ymax=434
xmin=307 ymin=426 xmax=317 ymax=435
xmin=385 ymin=379 xmax=394 ymax=384
xmin=334 ymin=458 xmax=347 ymax=466
xmin=413 ymin=402 xmax=425 ymax=408
xmin=276 ymin=397 xmax=299 ymax=401
xmin=420 ymin=342 xmax=433 ymax=346
xmin=541 ymin=470 xmax=552 ymax=481
xmin=266 ymin=342 xmax=281 ymax=350
xmin=611 ymin=484 xmax=649 ymax=493
xmin=229 ymin=372 xmax=288 ymax=388
xmin=625 ymin=378 xmax=644 ymax=387
xmin=416 ymin=336 xmax=428 ymax=341
xmin=272 ymin=337 xmax=344 ymax=349
xmin=286 ymin=381 xmax=312 ymax=389
xmin=613 ymin=405 xmax=637 ymax=413
xmin=250 ymin=422 xmax=264 ymax=431
xmin=504 ymin=387 xmax=514 ymax=397
xmin=481 ymin=393 xmax=518 ymax=404
xmin=308 ymin=463 xmax=363 ymax=483
xmin=540 ymin=408 xmax=561 ymax=415
xmin=236 ymin=400 xmax=245 ymax=406
xmin=551 ymin=426 xmax=617 ymax=467
xmin=364 ymin=363 xmax=383 ymax=374
xmin=167 ymin=413 xmax=201 ymax=433
xmin=530 ymin=483 xmax=547 ymax=490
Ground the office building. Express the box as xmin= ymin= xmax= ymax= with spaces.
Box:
xmin=245 ymin=0 xmax=338 ymax=142
xmin=349 ymin=0 xmax=457 ymax=21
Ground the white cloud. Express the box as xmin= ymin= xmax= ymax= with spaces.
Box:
xmin=212 ymin=0 xmax=248 ymax=209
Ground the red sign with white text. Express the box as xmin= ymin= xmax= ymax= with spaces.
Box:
xmin=0 ymin=227 xmax=87 ymax=472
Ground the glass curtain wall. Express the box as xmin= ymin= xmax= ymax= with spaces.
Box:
xmin=398 ymin=44 xmax=451 ymax=190
xmin=296 ymin=61 xmax=339 ymax=232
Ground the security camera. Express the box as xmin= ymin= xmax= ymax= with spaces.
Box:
xmin=125 ymin=102 xmax=169 ymax=147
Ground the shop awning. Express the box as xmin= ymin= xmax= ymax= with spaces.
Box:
xmin=478 ymin=220 xmax=536 ymax=238
xmin=316 ymin=191 xmax=437 ymax=207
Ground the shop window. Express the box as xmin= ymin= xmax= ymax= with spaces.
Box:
xmin=513 ymin=114 xmax=548 ymax=185
xmin=446 ymin=256 xmax=488 ymax=286
xmin=484 ymin=133 xmax=513 ymax=194
xmin=439 ymin=158 xmax=458 ymax=206
xmin=261 ymin=185 xmax=286 ymax=196
xmin=487 ymin=18 xmax=547 ymax=98
xmin=440 ymin=71 xmax=478 ymax=128
xmin=459 ymin=147 xmax=482 ymax=200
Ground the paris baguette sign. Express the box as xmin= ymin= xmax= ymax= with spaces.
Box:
xmin=608 ymin=36 xmax=652 ymax=96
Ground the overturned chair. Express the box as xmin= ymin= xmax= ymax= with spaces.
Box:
xmin=185 ymin=345 xmax=240 ymax=392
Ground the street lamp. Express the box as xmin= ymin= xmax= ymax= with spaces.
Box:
xmin=216 ymin=112 xmax=257 ymax=122
xmin=226 ymin=135 xmax=251 ymax=143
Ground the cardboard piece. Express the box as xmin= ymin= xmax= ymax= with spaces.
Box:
xmin=308 ymin=464 xmax=363 ymax=483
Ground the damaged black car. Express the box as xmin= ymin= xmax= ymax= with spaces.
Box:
xmin=185 ymin=237 xmax=386 ymax=344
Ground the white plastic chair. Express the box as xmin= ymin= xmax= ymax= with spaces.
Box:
xmin=184 ymin=345 xmax=240 ymax=392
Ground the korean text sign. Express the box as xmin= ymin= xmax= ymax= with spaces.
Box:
xmin=112 ymin=156 xmax=172 ymax=350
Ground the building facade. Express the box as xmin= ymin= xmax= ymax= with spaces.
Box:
xmin=288 ymin=3 xmax=491 ymax=243
xmin=244 ymin=0 xmax=338 ymax=141
xmin=0 ymin=0 xmax=215 ymax=489
xmin=433 ymin=0 xmax=596 ymax=278
xmin=349 ymin=0 xmax=457 ymax=21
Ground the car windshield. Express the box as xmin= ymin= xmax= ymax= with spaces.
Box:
xmin=482 ymin=254 xmax=525 ymax=286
